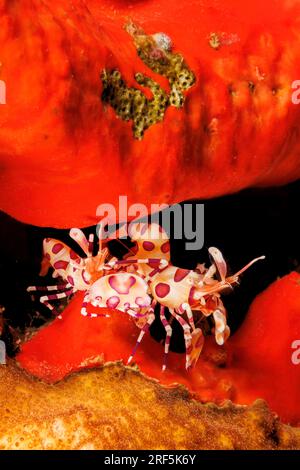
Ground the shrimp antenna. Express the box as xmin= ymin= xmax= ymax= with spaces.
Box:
xmin=231 ymin=255 xmax=266 ymax=279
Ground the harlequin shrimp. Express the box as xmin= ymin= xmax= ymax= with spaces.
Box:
xmin=27 ymin=227 xmax=115 ymax=318
xmin=106 ymin=223 xmax=265 ymax=370
xmin=80 ymin=223 xmax=170 ymax=362
xmin=27 ymin=222 xmax=265 ymax=372
xmin=81 ymin=271 xmax=157 ymax=366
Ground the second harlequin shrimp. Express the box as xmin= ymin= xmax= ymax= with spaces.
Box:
xmin=101 ymin=223 xmax=265 ymax=370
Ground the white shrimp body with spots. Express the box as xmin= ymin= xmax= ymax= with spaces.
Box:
xmin=87 ymin=272 xmax=152 ymax=317
xmin=149 ymin=266 xmax=199 ymax=310
xmin=126 ymin=222 xmax=170 ymax=277
xmin=42 ymin=238 xmax=91 ymax=290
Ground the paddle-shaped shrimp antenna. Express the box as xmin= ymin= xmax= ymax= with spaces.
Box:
xmin=226 ymin=255 xmax=266 ymax=284
xmin=69 ymin=228 xmax=90 ymax=256
xmin=208 ymin=247 xmax=227 ymax=282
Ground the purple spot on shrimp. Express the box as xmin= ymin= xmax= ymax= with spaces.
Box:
xmin=70 ymin=250 xmax=78 ymax=260
xmin=52 ymin=243 xmax=64 ymax=254
xmin=142 ymin=241 xmax=155 ymax=251
xmin=82 ymin=270 xmax=90 ymax=284
xmin=174 ymin=268 xmax=190 ymax=282
xmin=67 ymin=276 xmax=74 ymax=286
xmin=161 ymin=241 xmax=170 ymax=253
xmin=106 ymin=296 xmax=120 ymax=309
xmin=109 ymin=275 xmax=136 ymax=294
xmin=53 ymin=260 xmax=69 ymax=270
xmin=188 ymin=286 xmax=198 ymax=307
xmin=155 ymin=283 xmax=170 ymax=298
